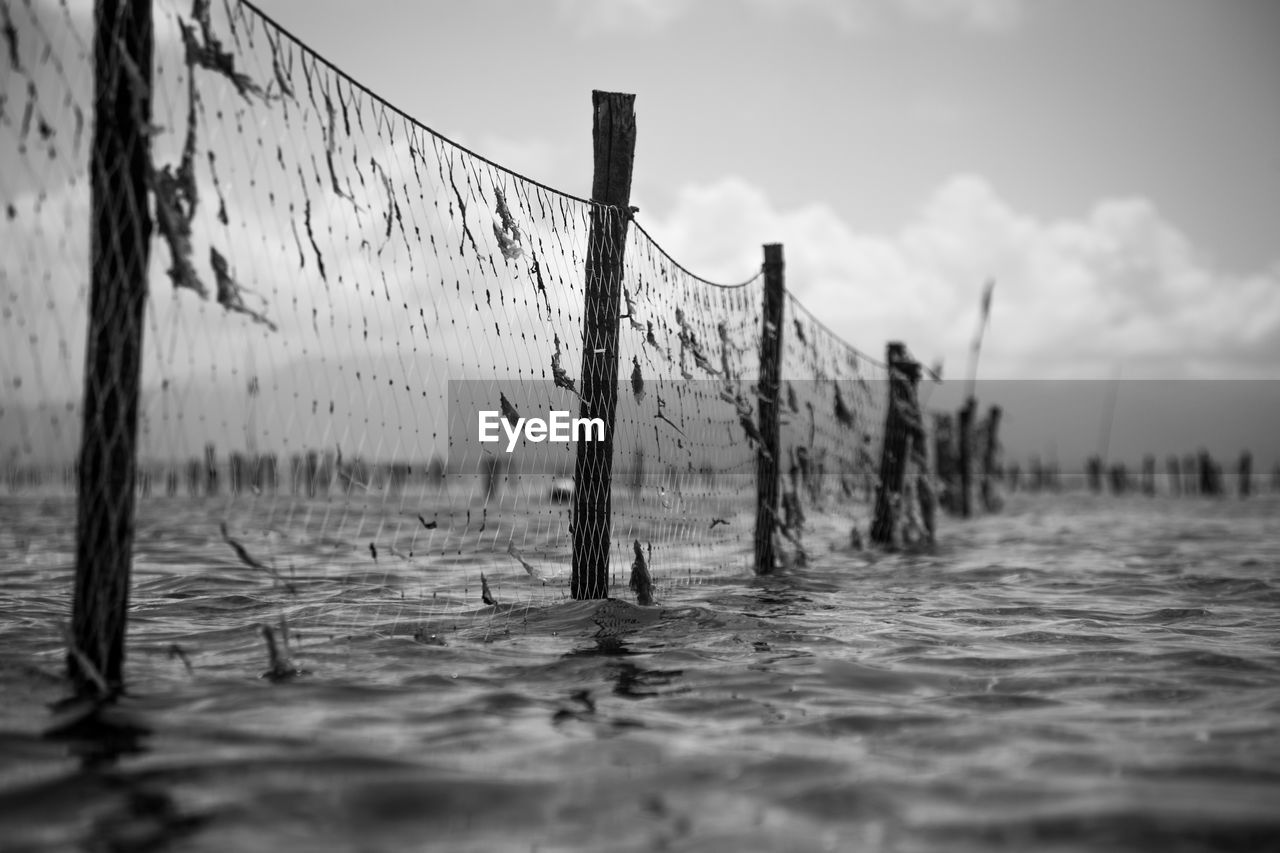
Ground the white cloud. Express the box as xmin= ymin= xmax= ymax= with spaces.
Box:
xmin=636 ymin=174 xmax=1280 ymax=379
xmin=554 ymin=0 xmax=1024 ymax=34
xmin=897 ymin=0 xmax=1022 ymax=32
xmin=554 ymin=0 xmax=693 ymax=35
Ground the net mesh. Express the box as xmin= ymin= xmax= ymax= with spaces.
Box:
xmin=779 ymin=294 xmax=889 ymax=554
xmin=1 ymin=0 xmax=893 ymax=662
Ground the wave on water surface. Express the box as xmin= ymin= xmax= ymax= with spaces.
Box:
xmin=1 ymin=493 xmax=1279 ymax=852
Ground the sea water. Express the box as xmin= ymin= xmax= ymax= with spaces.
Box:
xmin=1 ymin=491 xmax=1278 ymax=852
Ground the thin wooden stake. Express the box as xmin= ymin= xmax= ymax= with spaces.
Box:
xmin=571 ymin=91 xmax=636 ymax=600
xmin=957 ymin=396 xmax=975 ymax=519
xmin=980 ymin=404 xmax=1002 ymax=511
xmin=871 ymin=343 xmax=915 ymax=546
xmin=754 ymin=244 xmax=785 ymax=574
xmin=932 ymin=412 xmax=956 ymax=514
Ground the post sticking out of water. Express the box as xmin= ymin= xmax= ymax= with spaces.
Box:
xmin=69 ymin=0 xmax=154 ymax=696
xmin=980 ymin=405 xmax=1002 ymax=512
xmin=871 ymin=342 xmax=916 ymax=546
xmin=754 ymin=244 xmax=785 ymax=574
xmin=932 ymin=413 xmax=956 ymax=514
xmin=957 ymin=397 xmax=975 ymax=518
xmin=1238 ymin=451 xmax=1252 ymax=498
xmin=571 ymin=90 xmax=635 ymax=600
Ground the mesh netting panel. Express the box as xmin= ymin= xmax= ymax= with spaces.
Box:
xmin=777 ymin=294 xmax=889 ymax=556
xmin=1 ymin=0 xmax=894 ymax=660
xmin=2 ymin=0 xmax=93 ymax=491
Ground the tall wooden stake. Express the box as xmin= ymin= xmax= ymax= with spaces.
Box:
xmin=932 ymin=413 xmax=956 ymax=514
xmin=70 ymin=0 xmax=154 ymax=695
xmin=871 ymin=342 xmax=913 ymax=546
xmin=980 ymin=404 xmax=1002 ymax=511
xmin=754 ymin=244 xmax=785 ymax=574
xmin=571 ymin=91 xmax=636 ymax=600
xmin=957 ymin=396 xmax=975 ymax=518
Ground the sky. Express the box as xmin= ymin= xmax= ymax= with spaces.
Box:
xmin=2 ymin=0 xmax=1277 ymax=469
xmin=249 ymin=0 xmax=1280 ymax=382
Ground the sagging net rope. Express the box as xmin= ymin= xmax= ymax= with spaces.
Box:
xmin=0 ymin=0 xmax=893 ymax=669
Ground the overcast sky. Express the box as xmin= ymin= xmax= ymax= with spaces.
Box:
xmin=247 ymin=0 xmax=1280 ymax=381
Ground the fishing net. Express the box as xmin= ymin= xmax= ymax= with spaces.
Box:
xmin=778 ymin=295 xmax=890 ymax=557
xmin=1 ymin=0 xmax=895 ymax=671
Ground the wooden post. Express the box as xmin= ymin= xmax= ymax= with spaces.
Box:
xmin=1086 ymin=456 xmax=1103 ymax=493
xmin=910 ymin=388 xmax=935 ymax=544
xmin=1238 ymin=451 xmax=1252 ymax=498
xmin=69 ymin=0 xmax=153 ymax=696
xmin=980 ymin=404 xmax=1002 ymax=511
xmin=957 ymin=397 xmax=975 ymax=518
xmin=1166 ymin=456 xmax=1181 ymax=496
xmin=571 ymin=91 xmax=636 ymax=600
xmin=932 ymin=413 xmax=955 ymax=514
xmin=205 ymin=442 xmax=218 ymax=495
xmin=871 ymin=343 xmax=912 ymax=545
xmin=754 ymin=244 xmax=785 ymax=574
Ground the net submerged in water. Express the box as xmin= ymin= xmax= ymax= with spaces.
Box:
xmin=0 ymin=0 xmax=899 ymax=654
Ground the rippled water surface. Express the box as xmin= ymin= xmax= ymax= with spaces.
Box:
xmin=3 ymin=492 xmax=1280 ymax=852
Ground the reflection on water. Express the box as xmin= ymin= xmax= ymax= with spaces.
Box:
xmin=1 ymin=492 xmax=1280 ymax=851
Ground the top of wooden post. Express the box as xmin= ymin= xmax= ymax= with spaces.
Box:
xmin=590 ymin=91 xmax=636 ymax=207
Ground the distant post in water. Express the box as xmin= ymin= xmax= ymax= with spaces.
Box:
xmin=70 ymin=0 xmax=154 ymax=696
xmin=932 ymin=413 xmax=956 ymax=514
xmin=957 ymin=397 xmax=976 ymax=517
xmin=754 ymin=244 xmax=785 ymax=574
xmin=871 ymin=343 xmax=918 ymax=546
xmin=1237 ymin=451 xmax=1252 ymax=498
xmin=571 ymin=91 xmax=636 ymax=600
xmin=1086 ymin=456 xmax=1103 ymax=493
xmin=205 ymin=442 xmax=219 ymax=495
xmin=980 ymin=404 xmax=1002 ymax=512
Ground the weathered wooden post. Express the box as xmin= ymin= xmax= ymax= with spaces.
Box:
xmin=571 ymin=91 xmax=636 ymax=600
xmin=910 ymin=397 xmax=935 ymax=545
xmin=932 ymin=413 xmax=956 ymax=514
xmin=1238 ymin=451 xmax=1252 ymax=498
xmin=204 ymin=442 xmax=219 ymax=496
xmin=754 ymin=244 xmax=785 ymax=574
xmin=980 ymin=404 xmax=1002 ymax=512
xmin=871 ymin=343 xmax=919 ymax=545
xmin=1166 ymin=455 xmax=1181 ymax=496
xmin=1197 ymin=450 xmax=1216 ymax=496
xmin=957 ymin=397 xmax=976 ymax=517
xmin=69 ymin=0 xmax=154 ymax=696
xmin=1086 ymin=456 xmax=1103 ymax=493
xmin=1108 ymin=463 xmax=1127 ymax=494
xmin=305 ymin=449 xmax=318 ymax=498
